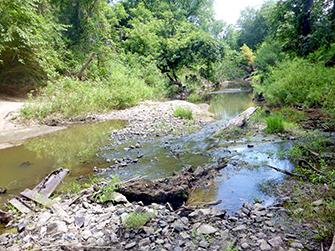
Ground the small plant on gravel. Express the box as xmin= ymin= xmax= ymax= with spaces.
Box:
xmin=124 ymin=212 xmax=153 ymax=229
xmin=173 ymin=107 xmax=193 ymax=120
xmin=265 ymin=114 xmax=285 ymax=133
xmin=93 ymin=176 xmax=120 ymax=203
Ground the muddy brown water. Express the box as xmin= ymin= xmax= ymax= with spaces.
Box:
xmin=0 ymin=91 xmax=294 ymax=217
xmin=0 ymin=120 xmax=126 ymax=206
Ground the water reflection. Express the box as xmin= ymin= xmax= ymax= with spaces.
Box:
xmin=0 ymin=120 xmax=126 ymax=205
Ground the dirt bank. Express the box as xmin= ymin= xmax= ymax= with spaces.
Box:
xmin=0 ymin=99 xmax=64 ymax=150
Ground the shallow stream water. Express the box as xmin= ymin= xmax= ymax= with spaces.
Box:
xmin=0 ymin=91 xmax=293 ymax=214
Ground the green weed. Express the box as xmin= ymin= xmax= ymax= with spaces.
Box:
xmin=93 ymin=176 xmax=120 ymax=203
xmin=265 ymin=115 xmax=285 ymax=133
xmin=173 ymin=107 xmax=193 ymax=120
xmin=123 ymin=212 xmax=153 ymax=229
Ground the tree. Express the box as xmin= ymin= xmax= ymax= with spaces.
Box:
xmin=0 ymin=0 xmax=65 ymax=88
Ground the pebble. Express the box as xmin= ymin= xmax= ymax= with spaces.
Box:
xmin=125 ymin=241 xmax=137 ymax=249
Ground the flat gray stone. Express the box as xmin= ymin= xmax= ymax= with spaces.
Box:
xmin=196 ymin=224 xmax=218 ymax=235
xmin=125 ymin=241 xmax=137 ymax=249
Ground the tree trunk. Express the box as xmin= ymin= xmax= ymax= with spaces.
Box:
xmin=301 ymin=0 xmax=314 ymax=36
xmin=77 ymin=53 xmax=96 ymax=80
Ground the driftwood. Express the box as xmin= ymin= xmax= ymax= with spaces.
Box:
xmin=8 ymin=198 xmax=31 ymax=214
xmin=20 ymin=168 xmax=69 ymax=206
xmin=213 ymin=107 xmax=257 ymax=138
xmin=118 ymin=159 xmax=228 ymax=209
xmin=265 ymin=165 xmax=304 ymax=178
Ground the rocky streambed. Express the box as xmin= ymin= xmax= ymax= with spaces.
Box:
xmin=0 ymin=93 xmax=327 ymax=250
xmin=0 ymin=184 xmax=318 ymax=251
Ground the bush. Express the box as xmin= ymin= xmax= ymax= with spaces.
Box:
xmin=256 ymin=58 xmax=335 ymax=117
xmin=173 ymin=107 xmax=193 ymax=120
xmin=124 ymin=212 xmax=153 ymax=229
xmin=265 ymin=115 xmax=285 ymax=133
xmin=21 ymin=70 xmax=162 ymax=120
xmin=254 ymin=41 xmax=285 ymax=73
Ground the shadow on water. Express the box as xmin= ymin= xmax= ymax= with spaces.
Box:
xmin=0 ymin=120 xmax=126 ymax=206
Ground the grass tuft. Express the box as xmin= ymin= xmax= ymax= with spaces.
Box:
xmin=173 ymin=107 xmax=193 ymax=120
xmin=124 ymin=212 xmax=153 ymax=229
xmin=265 ymin=114 xmax=285 ymax=133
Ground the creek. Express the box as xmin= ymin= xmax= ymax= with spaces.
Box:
xmin=0 ymin=91 xmax=293 ymax=214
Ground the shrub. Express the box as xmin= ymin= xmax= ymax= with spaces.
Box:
xmin=256 ymin=59 xmax=335 ymax=117
xmin=254 ymin=41 xmax=285 ymax=73
xmin=124 ymin=212 xmax=153 ymax=229
xmin=265 ymin=115 xmax=285 ymax=133
xmin=173 ymin=107 xmax=193 ymax=120
xmin=21 ymin=68 xmax=161 ymax=120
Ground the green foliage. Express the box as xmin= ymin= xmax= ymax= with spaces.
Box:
xmin=237 ymin=2 xmax=275 ymax=49
xmin=123 ymin=212 xmax=153 ymax=229
xmin=211 ymin=44 xmax=247 ymax=81
xmin=254 ymin=41 xmax=286 ymax=73
xmin=257 ymin=59 xmax=335 ymax=117
xmin=62 ymin=176 xmax=102 ymax=194
xmin=21 ymin=65 xmax=162 ymax=119
xmin=173 ymin=107 xmax=193 ymax=120
xmin=265 ymin=114 xmax=285 ymax=134
xmin=0 ymin=0 xmax=65 ymax=88
xmin=93 ymin=176 xmax=120 ymax=203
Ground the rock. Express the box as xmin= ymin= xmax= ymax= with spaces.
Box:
xmin=125 ymin=241 xmax=137 ymax=249
xmin=199 ymin=240 xmax=209 ymax=248
xmin=143 ymin=226 xmax=155 ymax=235
xmin=47 ymin=221 xmax=67 ymax=235
xmin=254 ymin=203 xmax=265 ymax=211
xmin=156 ymin=239 xmax=165 ymax=245
xmin=268 ymin=236 xmax=283 ymax=247
xmin=196 ymin=224 xmax=218 ymax=235
xmin=311 ymin=199 xmax=324 ymax=207
xmin=241 ymin=242 xmax=250 ymax=249
xmin=232 ymin=225 xmax=246 ymax=232
xmin=0 ymin=187 xmax=6 ymax=194
xmin=113 ymin=192 xmax=129 ymax=204
xmin=180 ymin=232 xmax=190 ymax=239
xmin=259 ymin=239 xmax=271 ymax=251
xmin=172 ymin=219 xmax=186 ymax=232
xmin=0 ymin=235 xmax=8 ymax=245
xmin=290 ymin=242 xmax=304 ymax=249
xmin=82 ymin=229 xmax=92 ymax=240
xmin=139 ymin=238 xmax=151 ymax=247
xmin=74 ymin=216 xmax=85 ymax=228
xmin=37 ymin=212 xmax=52 ymax=226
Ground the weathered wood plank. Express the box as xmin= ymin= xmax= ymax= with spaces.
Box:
xmin=31 ymin=168 xmax=69 ymax=197
xmin=20 ymin=189 xmax=53 ymax=207
xmin=9 ymin=198 xmax=31 ymax=214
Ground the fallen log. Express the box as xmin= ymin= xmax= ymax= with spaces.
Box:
xmin=118 ymin=159 xmax=228 ymax=209
xmin=213 ymin=106 xmax=257 ymax=138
